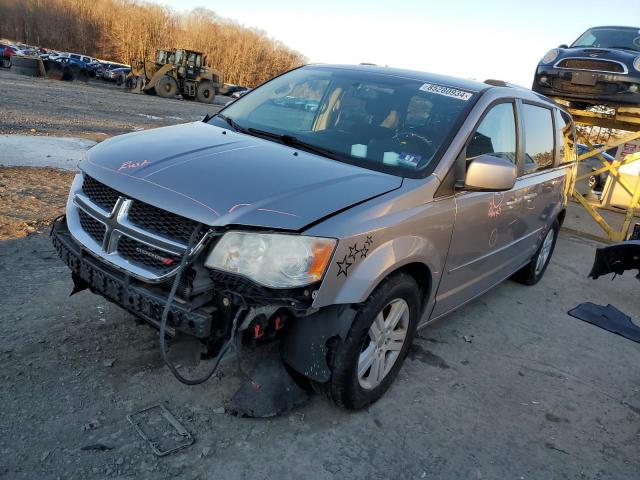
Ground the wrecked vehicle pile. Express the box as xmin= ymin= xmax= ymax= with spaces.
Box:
xmin=52 ymin=64 xmax=575 ymax=409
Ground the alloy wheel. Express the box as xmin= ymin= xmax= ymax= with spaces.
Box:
xmin=535 ymin=228 xmax=555 ymax=276
xmin=357 ymin=298 xmax=410 ymax=390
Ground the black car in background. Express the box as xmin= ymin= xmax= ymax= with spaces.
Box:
xmin=577 ymin=144 xmax=615 ymax=191
xmin=533 ymin=26 xmax=640 ymax=106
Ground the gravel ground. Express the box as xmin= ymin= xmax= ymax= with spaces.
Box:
xmin=1 ymin=231 xmax=638 ymax=479
xmin=0 ymin=69 xmax=221 ymax=139
xmin=0 ymin=70 xmax=639 ymax=480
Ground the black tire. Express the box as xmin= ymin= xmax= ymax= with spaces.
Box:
xmin=512 ymin=220 xmax=559 ymax=286
xmin=76 ymin=69 xmax=89 ymax=83
xmin=124 ymin=75 xmax=136 ymax=89
xmin=568 ymin=101 xmax=590 ymax=110
xmin=61 ymin=65 xmax=74 ymax=81
xmin=156 ymin=75 xmax=178 ymax=98
xmin=115 ymin=72 xmax=125 ymax=86
xmin=316 ymin=273 xmax=421 ymax=410
xmin=196 ymin=81 xmax=216 ymax=103
xmin=1 ymin=58 xmax=10 ymax=69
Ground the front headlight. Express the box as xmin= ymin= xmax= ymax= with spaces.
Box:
xmin=204 ymin=232 xmax=336 ymax=288
xmin=542 ymin=48 xmax=560 ymax=65
xmin=634 ymin=56 xmax=640 ymax=72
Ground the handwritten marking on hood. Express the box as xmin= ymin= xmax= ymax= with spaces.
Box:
xmin=118 ymin=160 xmax=151 ymax=171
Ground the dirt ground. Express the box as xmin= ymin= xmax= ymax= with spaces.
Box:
xmin=0 ymin=70 xmax=639 ymax=480
xmin=0 ymin=167 xmax=74 ymax=239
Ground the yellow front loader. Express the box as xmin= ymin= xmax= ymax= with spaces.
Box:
xmin=127 ymin=49 xmax=223 ymax=104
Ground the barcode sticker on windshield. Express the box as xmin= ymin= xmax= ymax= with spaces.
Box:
xmin=419 ymin=83 xmax=473 ymax=101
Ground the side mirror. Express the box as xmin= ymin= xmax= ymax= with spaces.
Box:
xmin=464 ymin=155 xmax=517 ymax=192
xmin=558 ymin=44 xmax=568 ymax=49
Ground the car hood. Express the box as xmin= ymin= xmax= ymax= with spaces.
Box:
xmin=559 ymin=46 xmax=639 ymax=65
xmin=80 ymin=122 xmax=403 ymax=231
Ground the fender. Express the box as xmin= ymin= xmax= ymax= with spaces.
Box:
xmin=144 ymin=64 xmax=175 ymax=91
xmin=312 ymin=233 xmax=443 ymax=309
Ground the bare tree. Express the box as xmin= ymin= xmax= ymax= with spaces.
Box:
xmin=0 ymin=0 xmax=307 ymax=86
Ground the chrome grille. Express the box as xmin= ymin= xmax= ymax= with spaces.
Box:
xmin=78 ymin=210 xmax=106 ymax=244
xmin=82 ymin=175 xmax=119 ymax=212
xmin=117 ymin=236 xmax=181 ymax=274
xmin=556 ymin=58 xmax=625 ymax=73
xmin=128 ymin=201 xmax=202 ymax=244
xmin=67 ymin=174 xmax=208 ymax=282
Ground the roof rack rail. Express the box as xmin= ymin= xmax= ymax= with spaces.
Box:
xmin=485 ymin=79 xmax=522 ymax=88
xmin=484 ymin=79 xmax=508 ymax=87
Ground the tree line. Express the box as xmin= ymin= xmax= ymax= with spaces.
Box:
xmin=0 ymin=0 xmax=307 ymax=86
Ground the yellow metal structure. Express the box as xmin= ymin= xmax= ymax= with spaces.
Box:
xmin=556 ymin=101 xmax=640 ymax=241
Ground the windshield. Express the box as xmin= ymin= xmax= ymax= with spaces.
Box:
xmin=210 ymin=66 xmax=477 ymax=174
xmin=571 ymin=27 xmax=640 ymax=52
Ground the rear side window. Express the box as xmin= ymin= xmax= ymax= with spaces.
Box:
xmin=555 ymin=110 xmax=576 ymax=166
xmin=522 ymin=104 xmax=554 ymax=173
xmin=466 ymin=102 xmax=517 ymax=164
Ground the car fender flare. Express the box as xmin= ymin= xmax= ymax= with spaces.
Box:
xmin=313 ymin=235 xmax=440 ymax=309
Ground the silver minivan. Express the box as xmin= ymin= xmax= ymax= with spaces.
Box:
xmin=52 ymin=65 xmax=575 ymax=409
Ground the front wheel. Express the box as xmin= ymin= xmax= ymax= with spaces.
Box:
xmin=156 ymin=75 xmax=178 ymax=98
xmin=317 ymin=273 xmax=421 ymax=410
xmin=513 ymin=220 xmax=559 ymax=285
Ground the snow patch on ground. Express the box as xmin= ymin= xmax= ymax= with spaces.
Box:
xmin=135 ymin=113 xmax=164 ymax=120
xmin=0 ymin=135 xmax=96 ymax=171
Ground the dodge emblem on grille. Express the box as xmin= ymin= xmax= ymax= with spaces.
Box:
xmin=134 ymin=246 xmax=175 ymax=265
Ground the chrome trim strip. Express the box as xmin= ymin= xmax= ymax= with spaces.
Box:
xmin=553 ymin=57 xmax=628 ymax=74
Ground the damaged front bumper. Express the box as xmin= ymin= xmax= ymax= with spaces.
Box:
xmin=51 ymin=216 xmax=357 ymax=382
xmin=51 ymin=216 xmax=214 ymax=338
xmin=533 ymin=67 xmax=640 ymax=105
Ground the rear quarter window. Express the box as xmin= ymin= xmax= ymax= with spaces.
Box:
xmin=555 ymin=110 xmax=576 ymax=166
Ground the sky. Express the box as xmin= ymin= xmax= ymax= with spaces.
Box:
xmin=155 ymin=0 xmax=638 ymax=87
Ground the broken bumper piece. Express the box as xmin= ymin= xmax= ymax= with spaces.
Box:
xmin=589 ymin=240 xmax=640 ymax=280
xmin=51 ymin=217 xmax=213 ymax=338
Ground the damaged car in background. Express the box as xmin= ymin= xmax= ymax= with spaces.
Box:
xmin=52 ymin=64 xmax=576 ymax=409
xmin=533 ymin=25 xmax=640 ymax=107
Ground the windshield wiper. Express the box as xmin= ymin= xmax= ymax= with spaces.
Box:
xmin=215 ymin=113 xmax=247 ymax=133
xmin=247 ymin=128 xmax=341 ymax=160
xmin=213 ymin=119 xmax=343 ymax=161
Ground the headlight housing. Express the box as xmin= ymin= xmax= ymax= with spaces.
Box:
xmin=204 ymin=232 xmax=336 ymax=288
xmin=634 ymin=56 xmax=640 ymax=72
xmin=542 ymin=49 xmax=560 ymax=65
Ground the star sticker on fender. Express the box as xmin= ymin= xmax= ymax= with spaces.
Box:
xmin=347 ymin=243 xmax=360 ymax=260
xmin=364 ymin=235 xmax=373 ymax=246
xmin=360 ymin=245 xmax=369 ymax=258
xmin=336 ymin=255 xmax=353 ymax=277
